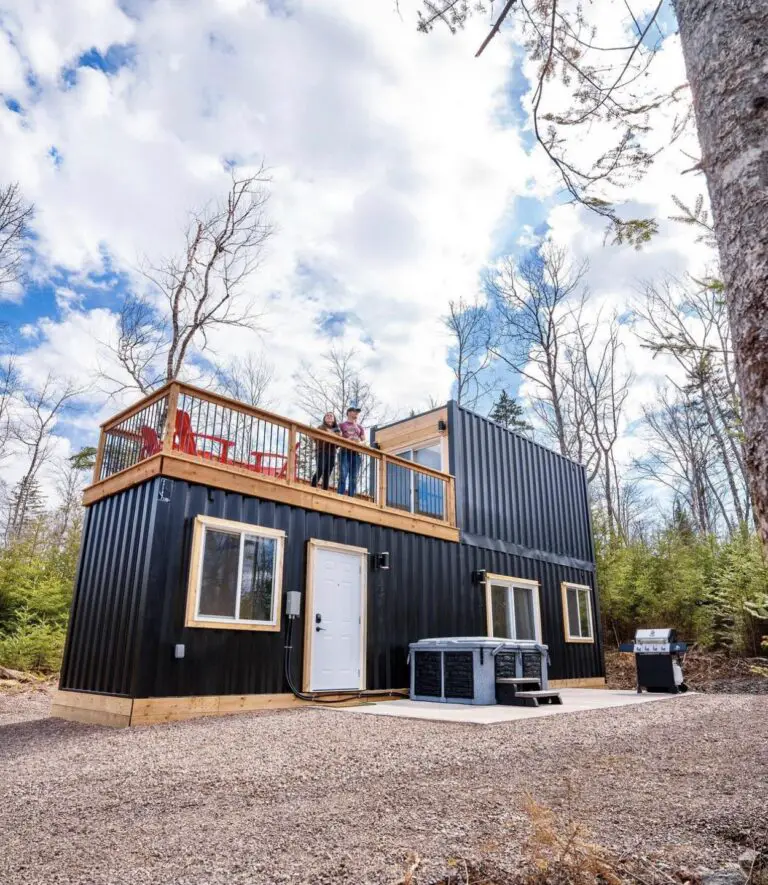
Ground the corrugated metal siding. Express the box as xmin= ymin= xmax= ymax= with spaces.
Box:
xmin=449 ymin=403 xmax=594 ymax=566
xmin=62 ymin=471 xmax=603 ymax=697
xmin=59 ymin=481 xmax=158 ymax=695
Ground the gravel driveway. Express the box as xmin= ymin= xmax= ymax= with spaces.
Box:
xmin=1 ymin=692 xmax=766 ymax=884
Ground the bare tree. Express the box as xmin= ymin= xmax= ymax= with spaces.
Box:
xmin=635 ymin=279 xmax=750 ymax=528
xmin=105 ymin=170 xmax=273 ymax=395
xmin=293 ymin=347 xmax=381 ymax=426
xmin=52 ymin=447 xmax=96 ymax=543
xmin=5 ymin=376 xmax=84 ymax=542
xmin=568 ymin=313 xmax=634 ymax=538
xmin=411 ymin=0 xmax=768 ymax=552
xmin=0 ymin=182 xmax=33 ymax=294
xmin=636 ymin=388 xmax=725 ymax=536
xmin=213 ymin=353 xmax=275 ymax=408
xmin=443 ymin=296 xmax=495 ymax=408
xmin=0 ymin=337 xmax=20 ymax=465
xmin=488 ymin=242 xmax=587 ymax=458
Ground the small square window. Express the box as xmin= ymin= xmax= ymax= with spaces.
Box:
xmin=186 ymin=516 xmax=285 ymax=631
xmin=562 ymin=583 xmax=594 ymax=642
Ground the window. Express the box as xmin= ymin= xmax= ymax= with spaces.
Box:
xmin=185 ymin=515 xmax=285 ymax=631
xmin=561 ymin=582 xmax=594 ymax=642
xmin=485 ymin=575 xmax=541 ymax=642
xmin=388 ymin=441 xmax=445 ymax=518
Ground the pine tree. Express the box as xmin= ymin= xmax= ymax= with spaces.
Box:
xmin=489 ymin=391 xmax=532 ymax=436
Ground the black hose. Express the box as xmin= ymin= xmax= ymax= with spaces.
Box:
xmin=283 ymin=617 xmax=409 ymax=704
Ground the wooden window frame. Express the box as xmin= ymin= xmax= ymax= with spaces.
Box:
xmin=561 ymin=581 xmax=595 ymax=643
xmin=185 ymin=515 xmax=285 ymax=632
xmin=484 ymin=573 xmax=543 ymax=643
xmin=302 ymin=539 xmax=368 ymax=693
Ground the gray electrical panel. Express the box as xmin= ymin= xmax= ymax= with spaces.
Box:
xmin=285 ymin=591 xmax=302 ymax=618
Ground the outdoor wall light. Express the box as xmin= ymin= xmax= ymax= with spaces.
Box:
xmin=472 ymin=569 xmax=487 ymax=585
xmin=373 ymin=552 xmax=390 ymax=570
xmin=437 ymin=419 xmax=447 ymax=431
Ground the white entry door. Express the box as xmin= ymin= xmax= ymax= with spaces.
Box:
xmin=308 ymin=544 xmax=366 ymax=692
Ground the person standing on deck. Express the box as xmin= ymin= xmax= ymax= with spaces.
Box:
xmin=311 ymin=412 xmax=341 ymax=490
xmin=338 ymin=405 xmax=365 ymax=497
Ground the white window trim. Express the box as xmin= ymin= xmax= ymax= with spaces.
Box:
xmin=484 ymin=573 xmax=542 ymax=642
xmin=561 ymin=581 xmax=595 ymax=643
xmin=185 ymin=515 xmax=285 ymax=632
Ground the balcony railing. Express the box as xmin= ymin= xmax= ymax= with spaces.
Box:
xmin=92 ymin=382 xmax=456 ymax=525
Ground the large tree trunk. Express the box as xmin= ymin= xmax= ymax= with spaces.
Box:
xmin=676 ymin=0 xmax=768 ymax=549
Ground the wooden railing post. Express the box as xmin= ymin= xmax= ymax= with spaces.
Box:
xmin=92 ymin=431 xmax=106 ymax=485
xmin=378 ymin=455 xmax=387 ymax=508
xmin=446 ymin=477 xmax=456 ymax=526
xmin=162 ymin=383 xmax=180 ymax=454
xmin=286 ymin=424 xmax=297 ymax=485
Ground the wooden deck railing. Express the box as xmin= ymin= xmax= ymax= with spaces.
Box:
xmin=93 ymin=382 xmax=456 ymax=526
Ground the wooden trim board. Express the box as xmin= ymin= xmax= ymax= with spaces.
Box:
xmin=83 ymin=454 xmax=459 ymax=541
xmin=50 ymin=689 xmax=133 ymax=728
xmin=50 ymin=689 xmax=404 ymax=727
xmin=375 ymin=407 xmax=448 ymax=453
xmin=548 ymin=677 xmax=606 ymax=689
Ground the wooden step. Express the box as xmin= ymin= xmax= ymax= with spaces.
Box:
xmin=515 ymin=690 xmax=562 ymax=706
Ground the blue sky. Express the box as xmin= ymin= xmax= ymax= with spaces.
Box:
xmin=0 ymin=0 xmax=713 ymax=500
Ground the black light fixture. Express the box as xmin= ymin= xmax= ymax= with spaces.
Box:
xmin=472 ymin=569 xmax=487 ymax=585
xmin=373 ymin=552 xmax=390 ymax=571
xmin=437 ymin=419 xmax=447 ymax=432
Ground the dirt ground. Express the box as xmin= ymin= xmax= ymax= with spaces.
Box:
xmin=1 ymin=687 xmax=766 ymax=885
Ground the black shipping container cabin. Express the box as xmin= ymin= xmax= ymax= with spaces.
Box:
xmin=53 ymin=382 xmax=604 ymax=727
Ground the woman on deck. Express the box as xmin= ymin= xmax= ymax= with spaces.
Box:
xmin=311 ymin=412 xmax=341 ymax=491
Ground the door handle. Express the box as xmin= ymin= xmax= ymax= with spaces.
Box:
xmin=315 ymin=625 xmax=325 ymax=632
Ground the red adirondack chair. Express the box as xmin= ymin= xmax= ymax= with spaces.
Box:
xmin=173 ymin=410 xmax=234 ymax=463
xmin=139 ymin=425 xmax=162 ymax=459
xmin=250 ymin=441 xmax=300 ymax=479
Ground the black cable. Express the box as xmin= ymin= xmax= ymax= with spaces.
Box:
xmin=283 ymin=616 xmax=409 ymax=704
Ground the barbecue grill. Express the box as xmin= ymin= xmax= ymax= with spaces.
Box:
xmin=619 ymin=628 xmax=689 ymax=694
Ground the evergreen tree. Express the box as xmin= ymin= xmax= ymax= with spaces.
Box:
xmin=489 ymin=391 xmax=532 ymax=436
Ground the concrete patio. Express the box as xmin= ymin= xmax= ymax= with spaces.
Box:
xmin=335 ymin=687 xmax=687 ymax=724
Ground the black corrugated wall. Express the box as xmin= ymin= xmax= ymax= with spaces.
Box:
xmin=61 ymin=472 xmax=602 ymax=698
xmin=60 ymin=481 xmax=159 ymax=695
xmin=446 ymin=401 xmax=603 ymax=679
xmin=448 ymin=402 xmax=594 ymax=565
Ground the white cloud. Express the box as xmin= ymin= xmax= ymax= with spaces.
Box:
xmin=0 ymin=0 xmax=722 ymax=517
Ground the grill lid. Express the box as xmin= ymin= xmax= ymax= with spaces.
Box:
xmin=635 ymin=628 xmax=676 ymax=643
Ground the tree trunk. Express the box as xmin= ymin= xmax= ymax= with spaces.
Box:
xmin=676 ymin=0 xmax=768 ymax=550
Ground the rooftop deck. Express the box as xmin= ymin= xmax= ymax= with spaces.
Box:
xmin=85 ymin=382 xmax=458 ymax=540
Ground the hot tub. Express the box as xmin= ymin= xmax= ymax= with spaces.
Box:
xmin=408 ymin=637 xmax=550 ymax=705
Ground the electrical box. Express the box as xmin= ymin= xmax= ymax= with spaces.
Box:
xmin=286 ymin=591 xmax=301 ymax=618
xmin=174 ymin=644 xmax=185 ymax=659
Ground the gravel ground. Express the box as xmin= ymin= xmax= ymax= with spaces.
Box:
xmin=1 ymin=692 xmax=766 ymax=885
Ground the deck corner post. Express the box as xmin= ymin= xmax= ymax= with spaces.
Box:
xmin=377 ymin=454 xmax=387 ymax=508
xmin=286 ymin=424 xmax=298 ymax=485
xmin=92 ymin=431 xmax=106 ymax=485
xmin=163 ymin=383 xmax=180 ymax=454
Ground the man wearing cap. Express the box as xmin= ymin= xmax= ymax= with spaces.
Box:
xmin=338 ymin=405 xmax=365 ymax=497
